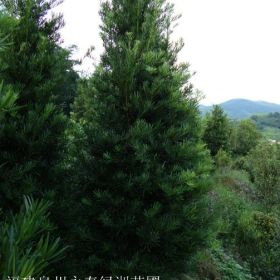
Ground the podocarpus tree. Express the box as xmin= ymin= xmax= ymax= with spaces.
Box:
xmin=0 ymin=0 xmax=78 ymax=112
xmin=71 ymin=0 xmax=211 ymax=277
xmin=203 ymin=105 xmax=231 ymax=156
xmin=0 ymin=1 xmax=75 ymax=210
xmin=0 ymin=72 xmax=66 ymax=277
xmin=0 ymin=33 xmax=18 ymax=119
xmin=0 ymin=197 xmax=66 ymax=278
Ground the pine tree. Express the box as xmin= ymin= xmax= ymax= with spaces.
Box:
xmin=203 ymin=105 xmax=231 ymax=156
xmin=0 ymin=1 xmax=76 ymax=210
xmin=71 ymin=0 xmax=211 ymax=277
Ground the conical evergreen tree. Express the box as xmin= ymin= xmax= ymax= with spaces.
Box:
xmin=0 ymin=1 xmax=76 ymax=210
xmin=70 ymin=0 xmax=211 ymax=277
xmin=203 ymin=105 xmax=231 ymax=156
xmin=0 ymin=38 xmax=66 ymax=275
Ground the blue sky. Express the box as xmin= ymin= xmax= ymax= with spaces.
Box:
xmin=56 ymin=0 xmax=280 ymax=105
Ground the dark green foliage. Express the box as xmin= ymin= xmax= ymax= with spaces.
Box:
xmin=230 ymin=120 xmax=261 ymax=156
xmin=252 ymin=112 xmax=280 ymax=129
xmin=68 ymin=0 xmax=211 ymax=277
xmin=0 ymin=0 xmax=78 ymax=112
xmin=0 ymin=32 xmax=17 ymax=119
xmin=1 ymin=0 xmax=279 ymax=278
xmin=0 ymin=196 xmax=66 ymax=278
xmin=0 ymin=102 xmax=67 ymax=210
xmin=0 ymin=20 xmax=68 ymax=274
xmin=0 ymin=1 xmax=75 ymax=210
xmin=0 ymin=82 xmax=18 ymax=120
xmin=71 ymin=78 xmax=95 ymax=122
xmin=203 ymin=105 xmax=231 ymax=156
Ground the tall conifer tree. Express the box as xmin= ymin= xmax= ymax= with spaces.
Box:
xmin=0 ymin=1 xmax=76 ymax=210
xmin=71 ymin=0 xmax=211 ymax=277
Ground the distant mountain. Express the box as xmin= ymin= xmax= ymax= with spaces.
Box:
xmin=200 ymin=99 xmax=280 ymax=119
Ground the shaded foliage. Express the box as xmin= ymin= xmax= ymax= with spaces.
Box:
xmin=203 ymin=105 xmax=231 ymax=156
xmin=0 ymin=197 xmax=66 ymax=279
xmin=65 ymin=0 xmax=211 ymax=277
xmin=0 ymin=0 xmax=77 ymax=210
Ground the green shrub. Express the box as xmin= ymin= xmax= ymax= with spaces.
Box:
xmin=237 ymin=211 xmax=280 ymax=278
xmin=232 ymin=156 xmax=247 ymax=170
xmin=193 ymin=248 xmax=253 ymax=280
xmin=214 ymin=149 xmax=231 ymax=169
xmin=247 ymin=143 xmax=280 ymax=208
xmin=231 ymin=120 xmax=261 ymax=156
xmin=210 ymin=248 xmax=253 ymax=280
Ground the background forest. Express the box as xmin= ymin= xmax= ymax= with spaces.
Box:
xmin=0 ymin=0 xmax=280 ymax=279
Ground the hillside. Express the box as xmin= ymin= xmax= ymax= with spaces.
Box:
xmin=251 ymin=112 xmax=280 ymax=141
xmin=200 ymin=99 xmax=280 ymax=119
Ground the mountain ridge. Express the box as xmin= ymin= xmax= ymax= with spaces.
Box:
xmin=200 ymin=99 xmax=280 ymax=119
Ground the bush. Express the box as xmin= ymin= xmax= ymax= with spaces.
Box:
xmin=231 ymin=120 xmax=261 ymax=156
xmin=214 ymin=149 xmax=231 ymax=169
xmin=237 ymin=211 xmax=280 ymax=278
xmin=192 ymin=248 xmax=253 ymax=280
xmin=246 ymin=143 xmax=280 ymax=208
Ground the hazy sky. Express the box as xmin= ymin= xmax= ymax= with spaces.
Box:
xmin=56 ymin=0 xmax=280 ymax=105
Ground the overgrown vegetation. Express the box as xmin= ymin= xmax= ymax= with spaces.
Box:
xmin=251 ymin=112 xmax=280 ymax=141
xmin=0 ymin=0 xmax=279 ymax=279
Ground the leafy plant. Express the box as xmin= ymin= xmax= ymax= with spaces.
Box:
xmin=0 ymin=1 xmax=72 ymax=210
xmin=0 ymin=196 xmax=67 ymax=279
xmin=210 ymin=248 xmax=253 ymax=280
xmin=214 ymin=149 xmax=231 ymax=169
xmin=231 ymin=120 xmax=261 ymax=156
xmin=0 ymin=82 xmax=18 ymax=120
xmin=247 ymin=143 xmax=280 ymax=208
